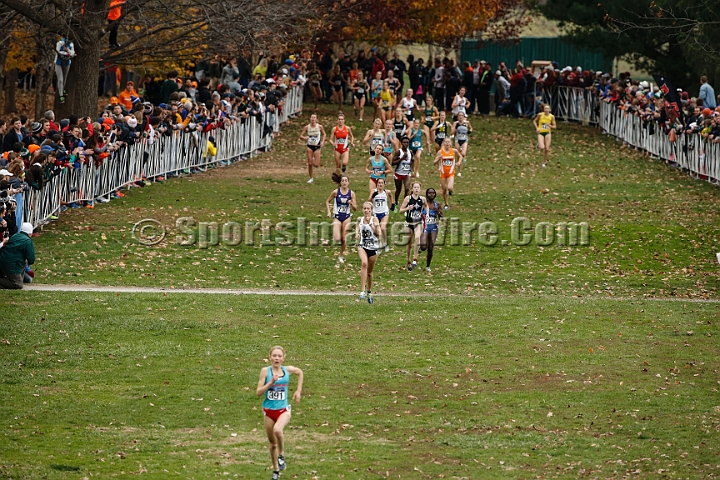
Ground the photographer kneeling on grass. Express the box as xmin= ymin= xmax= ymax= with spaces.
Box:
xmin=0 ymin=221 xmax=36 ymax=289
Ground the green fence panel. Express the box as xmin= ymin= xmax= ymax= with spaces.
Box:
xmin=460 ymin=37 xmax=612 ymax=72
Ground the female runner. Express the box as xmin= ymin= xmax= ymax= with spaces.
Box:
xmin=306 ymin=62 xmax=322 ymax=111
xmin=351 ymin=71 xmax=368 ymax=122
xmin=379 ymin=81 xmax=394 ymax=123
xmin=398 ymin=181 xmax=426 ymax=271
xmin=452 ymin=111 xmax=472 ymax=177
xmin=430 ymin=110 xmax=453 ymax=154
xmin=451 ymin=86 xmax=469 ymax=121
xmin=433 ymin=138 xmax=461 ymax=210
xmin=400 ymin=88 xmax=419 ymax=122
xmin=386 ymin=70 xmax=401 ymax=106
xmin=382 ymin=118 xmax=400 ymax=160
xmin=534 ymin=103 xmax=556 ymax=167
xmin=365 ymin=143 xmax=393 ymax=196
xmin=419 ymin=187 xmax=442 ymax=272
xmin=298 ymin=113 xmax=326 ymax=184
xmin=256 ymin=346 xmax=304 ymax=480
xmin=371 ymin=72 xmax=383 ymax=120
xmin=356 ymin=201 xmax=382 ymax=304
xmin=423 ymin=95 xmax=439 ymax=146
xmin=362 ymin=118 xmax=385 ymax=157
xmin=392 ymin=107 xmax=410 ymax=140
xmin=408 ymin=118 xmax=430 ymax=178
xmin=392 ymin=136 xmax=413 ymax=211
xmin=331 ymin=64 xmax=346 ymax=111
xmin=326 ymin=174 xmax=357 ymax=264
xmin=369 ymin=177 xmax=392 ymax=251
xmin=330 ymin=113 xmax=354 ymax=173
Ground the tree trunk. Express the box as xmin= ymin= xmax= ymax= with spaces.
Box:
xmin=35 ymin=34 xmax=55 ymax=120
xmin=56 ymin=41 xmax=101 ymax=118
xmin=4 ymin=69 xmax=18 ymax=114
xmin=0 ymin=36 xmax=8 ymax=114
xmin=56 ymin=0 xmax=105 ymax=118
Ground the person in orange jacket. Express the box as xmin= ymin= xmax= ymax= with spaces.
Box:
xmin=118 ymin=80 xmax=139 ymax=111
xmin=107 ymin=0 xmax=125 ymax=48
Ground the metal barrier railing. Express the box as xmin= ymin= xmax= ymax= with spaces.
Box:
xmin=597 ymin=100 xmax=720 ymax=184
xmin=24 ymin=86 xmax=303 ymax=228
xmin=540 ymin=85 xmax=719 ymax=185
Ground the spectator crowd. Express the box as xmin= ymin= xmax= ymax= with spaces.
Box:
xmin=2 ymin=45 xmax=718 ymax=288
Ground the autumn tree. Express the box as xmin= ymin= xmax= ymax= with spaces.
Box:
xmin=0 ymin=0 xmax=337 ymax=118
xmin=318 ymin=0 xmax=529 ymax=49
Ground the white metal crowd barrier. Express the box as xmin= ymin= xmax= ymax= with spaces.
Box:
xmin=598 ymin=101 xmax=720 ymax=184
xmin=541 ymin=85 xmax=719 ymax=185
xmin=23 ymin=86 xmax=304 ymax=228
xmin=540 ymin=85 xmax=599 ymax=125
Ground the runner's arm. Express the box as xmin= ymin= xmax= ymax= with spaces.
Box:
xmin=299 ymin=125 xmax=308 ymax=141
xmin=256 ymin=367 xmax=273 ymax=396
xmin=319 ymin=125 xmax=327 ymax=145
xmin=398 ymin=196 xmax=411 ymax=213
xmin=326 ymin=191 xmax=337 ymax=217
xmin=362 ymin=129 xmax=373 ymax=145
xmin=286 ymin=366 xmax=303 ymax=403
xmin=350 ymin=191 xmax=357 ymax=210
xmin=384 ymin=158 xmax=393 ymax=175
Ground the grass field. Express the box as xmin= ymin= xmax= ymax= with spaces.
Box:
xmin=26 ymin=104 xmax=720 ymax=298
xmin=2 ymin=104 xmax=720 ymax=479
xmin=2 ymin=292 xmax=719 ymax=479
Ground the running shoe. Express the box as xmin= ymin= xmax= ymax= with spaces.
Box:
xmin=407 ymin=262 xmax=414 ymax=272
xmin=48 ymin=214 xmax=59 ymax=220
xmin=367 ymin=294 xmax=373 ymax=304
xmin=426 ymin=267 xmax=431 ymax=272
xmin=444 ymin=204 xmax=449 ymax=210
xmin=115 ymin=191 xmax=125 ymax=197
xmin=359 ymin=290 xmax=366 ymax=300
xmin=448 ymin=190 xmax=453 ymax=196
xmin=338 ymin=256 xmax=345 ymax=264
xmin=271 ymin=471 xmax=279 ymax=480
xmin=415 ymin=172 xmax=420 ymax=178
xmin=393 ymin=205 xmax=398 ymax=214
xmin=307 ymin=178 xmax=314 ymax=184
xmin=412 ymin=260 xmax=418 ymax=268
xmin=456 ymin=172 xmax=462 ymax=177
xmin=278 ymin=455 xmax=286 ymax=471
xmin=542 ymin=163 xmax=546 ymax=167
xmin=384 ymin=245 xmax=390 ymax=253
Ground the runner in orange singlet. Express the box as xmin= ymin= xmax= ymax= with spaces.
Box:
xmin=433 ymin=138 xmax=460 ymax=210
xmin=331 ymin=112 xmax=354 ymax=172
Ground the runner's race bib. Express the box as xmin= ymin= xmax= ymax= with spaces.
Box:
xmin=267 ymin=388 xmax=286 ymax=401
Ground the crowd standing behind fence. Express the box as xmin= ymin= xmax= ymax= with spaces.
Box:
xmin=1 ymin=49 xmax=719 ymax=255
